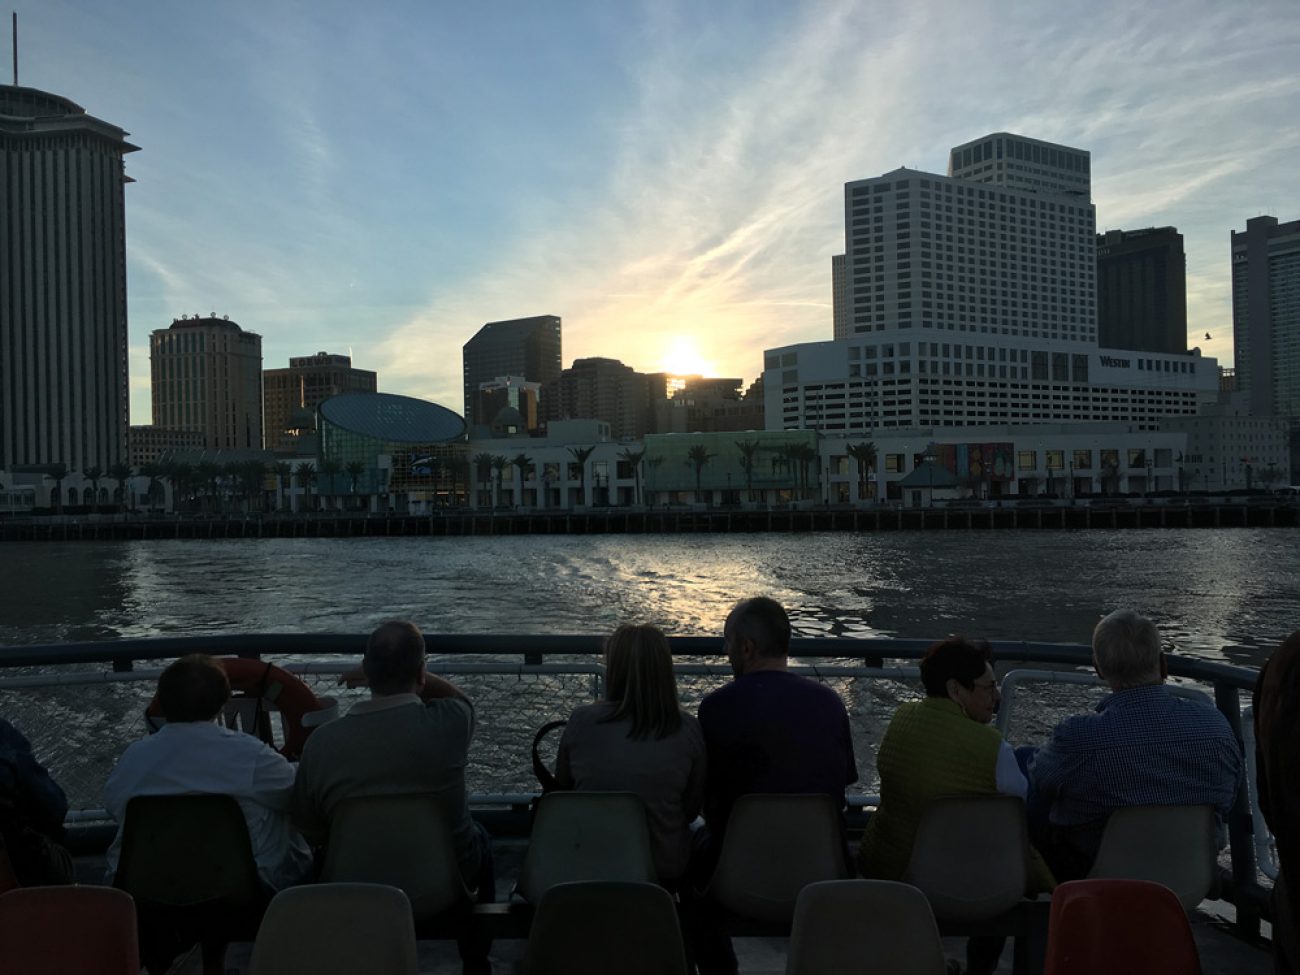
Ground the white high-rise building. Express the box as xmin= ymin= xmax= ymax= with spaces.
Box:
xmin=772 ymin=133 xmax=1217 ymax=436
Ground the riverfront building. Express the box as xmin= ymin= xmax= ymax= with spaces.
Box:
xmin=149 ymin=316 xmax=264 ymax=451
xmin=462 ymin=316 xmax=562 ymax=429
xmin=0 ymin=86 xmax=136 ymax=475
xmin=541 ymin=357 xmax=659 ymax=440
xmin=1096 ymin=227 xmax=1187 ymax=355
xmin=263 ymin=352 xmax=377 ymax=453
xmin=767 ymin=133 xmax=1218 ymax=447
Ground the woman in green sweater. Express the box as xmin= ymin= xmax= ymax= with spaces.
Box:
xmin=857 ymin=637 xmax=1050 ymax=886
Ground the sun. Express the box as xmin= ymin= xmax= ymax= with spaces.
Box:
xmin=659 ymin=335 xmax=713 ymax=378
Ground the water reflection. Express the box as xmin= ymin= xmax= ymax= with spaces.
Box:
xmin=2 ymin=530 xmax=1298 ymax=666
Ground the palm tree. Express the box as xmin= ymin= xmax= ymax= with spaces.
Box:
xmin=108 ymin=462 xmax=132 ymax=511
xmin=83 ymin=465 xmax=103 ymax=511
xmin=567 ymin=446 xmax=595 ymax=508
xmin=789 ymin=442 xmax=818 ymax=500
xmin=240 ymin=460 xmax=269 ymax=512
xmin=345 ymin=461 xmax=366 ymax=510
xmin=490 ymin=456 xmax=509 ymax=508
xmin=846 ymin=441 xmax=877 ymax=502
xmin=273 ymin=461 xmax=292 ymax=512
xmin=685 ymin=444 xmax=715 ymax=503
xmin=295 ymin=462 xmax=317 ymax=511
xmin=619 ymin=447 xmax=645 ymax=506
xmin=162 ymin=460 xmax=194 ymax=513
xmin=511 ymin=453 xmax=533 ymax=508
xmin=735 ymin=439 xmax=760 ymax=502
xmin=320 ymin=458 xmax=343 ymax=511
xmin=471 ymin=453 xmax=493 ymax=509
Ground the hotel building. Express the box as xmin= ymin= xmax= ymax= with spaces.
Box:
xmin=768 ymin=133 xmax=1218 ymax=439
xmin=150 ymin=316 xmax=264 ymax=450
xmin=0 ymin=86 xmax=136 ymax=474
xmin=462 ymin=316 xmax=562 ymax=429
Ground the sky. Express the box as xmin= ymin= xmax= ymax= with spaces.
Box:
xmin=15 ymin=0 xmax=1300 ymax=424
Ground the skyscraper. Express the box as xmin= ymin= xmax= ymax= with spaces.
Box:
xmin=1096 ymin=227 xmax=1187 ymax=355
xmin=150 ymin=316 xmax=263 ymax=450
xmin=766 ymin=133 xmax=1216 ymax=435
xmin=263 ymin=352 xmax=377 ymax=452
xmin=541 ymin=357 xmax=654 ymax=440
xmin=832 ymin=253 xmax=849 ymax=339
xmin=462 ymin=315 xmax=562 ymax=428
xmin=1232 ymin=215 xmax=1300 ymax=422
xmin=0 ymin=86 xmax=137 ymax=474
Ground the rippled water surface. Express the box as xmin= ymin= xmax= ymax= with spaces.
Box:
xmin=3 ymin=529 xmax=1298 ymax=665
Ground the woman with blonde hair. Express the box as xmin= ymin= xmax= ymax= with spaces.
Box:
xmin=555 ymin=624 xmax=706 ymax=886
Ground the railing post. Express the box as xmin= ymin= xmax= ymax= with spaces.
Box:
xmin=1216 ymin=681 xmax=1262 ymax=938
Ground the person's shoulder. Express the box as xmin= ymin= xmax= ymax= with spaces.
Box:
xmin=566 ymin=702 xmax=613 ymax=725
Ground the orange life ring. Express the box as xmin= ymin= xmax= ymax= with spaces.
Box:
xmin=144 ymin=657 xmax=329 ymax=760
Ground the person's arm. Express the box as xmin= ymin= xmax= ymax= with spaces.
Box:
xmin=419 ymin=672 xmax=470 ymax=703
xmin=250 ymin=742 xmax=297 ymax=809
xmin=554 ymin=725 xmax=576 ymax=790
xmin=0 ymin=720 xmax=67 ymax=833
xmin=995 ymin=740 xmax=1029 ymax=799
xmin=288 ymin=756 xmax=328 ymax=847
xmin=1026 ymin=720 xmax=1085 ymax=799
xmin=682 ymin=723 xmax=708 ymax=824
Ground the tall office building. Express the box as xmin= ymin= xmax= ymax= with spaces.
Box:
xmin=264 ymin=352 xmax=377 ymax=452
xmin=1 ymin=86 xmax=137 ymax=474
xmin=462 ymin=315 xmax=562 ymax=428
xmin=150 ymin=316 xmax=263 ymax=450
xmin=1232 ymin=215 xmax=1300 ymax=422
xmin=1096 ymin=227 xmax=1187 ymax=354
xmin=766 ymin=133 xmax=1216 ymax=435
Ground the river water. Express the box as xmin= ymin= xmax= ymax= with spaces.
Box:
xmin=2 ymin=530 xmax=1298 ymax=665
xmin=2 ymin=529 xmax=1297 ymax=806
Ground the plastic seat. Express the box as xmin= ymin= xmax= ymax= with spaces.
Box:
xmin=247 ymin=883 xmax=418 ymax=975
xmin=786 ymin=879 xmax=946 ymax=975
xmin=0 ymin=885 xmax=140 ymax=974
xmin=113 ymin=793 xmax=266 ymax=972
xmin=1088 ymin=804 xmax=1217 ymax=910
xmin=902 ymin=794 xmax=1031 ymax=922
xmin=707 ymin=793 xmax=851 ymax=923
xmin=516 ymin=791 xmax=656 ymax=903
xmin=320 ymin=794 xmax=472 ymax=924
xmin=524 ymin=880 xmax=689 ymax=975
xmin=1045 ymin=878 xmax=1201 ymax=975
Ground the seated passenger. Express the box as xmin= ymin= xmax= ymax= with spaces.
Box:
xmin=698 ymin=596 xmax=858 ymax=837
xmin=103 ymin=653 xmax=311 ymax=890
xmin=858 ymin=636 xmax=1047 ymax=883
xmin=290 ymin=620 xmax=492 ymax=974
xmin=1029 ymin=609 xmax=1243 ymax=881
xmin=555 ymin=624 xmax=706 ymax=886
xmin=1254 ymin=631 xmax=1300 ymax=973
xmin=0 ymin=717 xmax=74 ymax=885
xmin=859 ymin=637 xmax=1051 ymax=975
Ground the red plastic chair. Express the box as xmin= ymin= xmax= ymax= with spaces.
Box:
xmin=0 ymin=885 xmax=140 ymax=974
xmin=1045 ymin=878 xmax=1201 ymax=975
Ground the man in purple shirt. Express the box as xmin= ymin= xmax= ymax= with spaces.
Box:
xmin=690 ymin=597 xmax=858 ymax=975
xmin=698 ymin=596 xmax=859 ymax=835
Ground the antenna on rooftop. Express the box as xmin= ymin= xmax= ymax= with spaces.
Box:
xmin=11 ymin=12 xmax=17 ymax=87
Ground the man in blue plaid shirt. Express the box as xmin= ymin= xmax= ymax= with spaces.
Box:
xmin=1028 ymin=609 xmax=1243 ymax=880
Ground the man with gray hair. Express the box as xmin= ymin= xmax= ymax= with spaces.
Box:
xmin=1028 ymin=609 xmax=1242 ymax=880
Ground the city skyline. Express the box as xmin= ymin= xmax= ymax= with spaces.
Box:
xmin=13 ymin=0 xmax=1300 ymax=425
